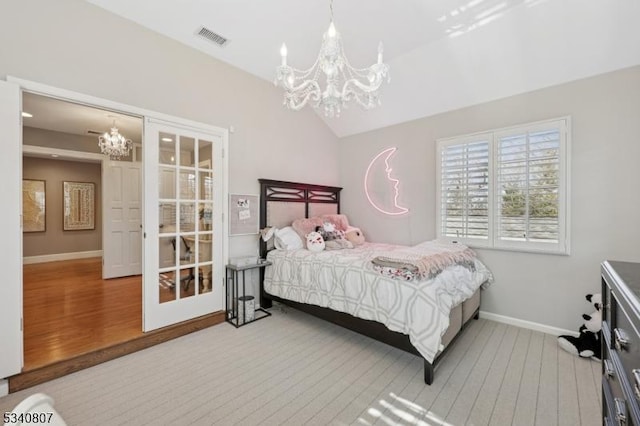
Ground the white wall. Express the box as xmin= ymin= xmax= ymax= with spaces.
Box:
xmin=0 ymin=0 xmax=339 ymax=262
xmin=339 ymin=66 xmax=640 ymax=332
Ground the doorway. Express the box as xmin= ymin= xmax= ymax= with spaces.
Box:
xmin=21 ymin=92 xmax=144 ymax=370
xmin=2 ymin=77 xmax=229 ymax=385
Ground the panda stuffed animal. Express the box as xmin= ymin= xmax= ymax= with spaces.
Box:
xmin=557 ymin=293 xmax=602 ymax=360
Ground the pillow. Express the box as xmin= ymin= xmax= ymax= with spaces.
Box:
xmin=321 ymin=214 xmax=350 ymax=231
xmin=325 ymin=239 xmax=353 ymax=250
xmin=274 ymin=226 xmax=304 ymax=250
xmin=292 ymin=216 xmax=323 ymax=240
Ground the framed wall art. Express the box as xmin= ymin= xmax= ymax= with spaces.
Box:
xmin=229 ymin=194 xmax=259 ymax=236
xmin=63 ymin=181 xmax=95 ymax=231
xmin=22 ymin=179 xmax=46 ymax=232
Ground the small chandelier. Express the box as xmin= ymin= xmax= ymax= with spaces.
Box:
xmin=98 ymin=119 xmax=132 ymax=159
xmin=275 ymin=0 xmax=390 ymax=118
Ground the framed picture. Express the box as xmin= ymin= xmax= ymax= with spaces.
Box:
xmin=22 ymin=179 xmax=46 ymax=232
xmin=229 ymin=194 xmax=259 ymax=236
xmin=63 ymin=181 xmax=95 ymax=231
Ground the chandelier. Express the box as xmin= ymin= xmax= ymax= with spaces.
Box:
xmin=98 ymin=119 xmax=132 ymax=159
xmin=275 ymin=0 xmax=390 ymax=118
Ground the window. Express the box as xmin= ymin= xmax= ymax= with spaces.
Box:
xmin=436 ymin=117 xmax=570 ymax=254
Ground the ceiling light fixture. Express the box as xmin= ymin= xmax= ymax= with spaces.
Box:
xmin=22 ymin=112 xmax=33 ymax=118
xmin=98 ymin=119 xmax=132 ymax=159
xmin=275 ymin=0 xmax=389 ymax=118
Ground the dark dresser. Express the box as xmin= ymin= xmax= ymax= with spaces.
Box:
xmin=601 ymin=261 xmax=640 ymax=426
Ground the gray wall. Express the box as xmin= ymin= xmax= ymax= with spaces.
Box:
xmin=23 ymin=157 xmax=102 ymax=256
xmin=339 ymin=66 xmax=640 ymax=332
xmin=0 ymin=0 xmax=339 ymax=261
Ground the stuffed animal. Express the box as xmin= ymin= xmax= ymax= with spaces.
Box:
xmin=306 ymin=231 xmax=325 ymax=252
xmin=557 ymin=293 xmax=602 ymax=360
xmin=315 ymin=222 xmax=345 ymax=241
xmin=557 ymin=325 xmax=601 ymax=360
xmin=582 ymin=293 xmax=603 ymax=333
xmin=345 ymin=227 xmax=365 ymax=246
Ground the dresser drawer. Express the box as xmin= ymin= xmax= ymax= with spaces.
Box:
xmin=604 ymin=377 xmax=635 ymax=426
xmin=602 ymin=260 xmax=640 ymax=426
xmin=603 ymin=332 xmax=637 ymax=425
xmin=611 ymin=301 xmax=640 ymax=392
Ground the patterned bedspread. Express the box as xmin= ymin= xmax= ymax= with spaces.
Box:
xmin=264 ymin=242 xmax=493 ymax=363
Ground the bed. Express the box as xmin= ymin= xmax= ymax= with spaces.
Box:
xmin=258 ymin=179 xmax=492 ymax=384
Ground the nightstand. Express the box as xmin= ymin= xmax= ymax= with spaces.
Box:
xmin=225 ymin=261 xmax=272 ymax=327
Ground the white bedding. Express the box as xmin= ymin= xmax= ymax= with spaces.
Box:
xmin=264 ymin=241 xmax=493 ymax=363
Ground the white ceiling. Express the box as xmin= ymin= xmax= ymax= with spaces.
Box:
xmin=86 ymin=0 xmax=640 ymax=137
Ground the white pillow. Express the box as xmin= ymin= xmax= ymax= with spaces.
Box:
xmin=274 ymin=226 xmax=304 ymax=250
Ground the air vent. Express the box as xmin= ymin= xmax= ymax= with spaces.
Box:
xmin=195 ymin=26 xmax=229 ymax=47
xmin=87 ymin=130 xmax=102 ymax=135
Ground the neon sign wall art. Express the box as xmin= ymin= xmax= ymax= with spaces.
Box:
xmin=364 ymin=147 xmax=409 ymax=216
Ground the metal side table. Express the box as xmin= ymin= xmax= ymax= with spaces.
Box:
xmin=225 ymin=261 xmax=272 ymax=327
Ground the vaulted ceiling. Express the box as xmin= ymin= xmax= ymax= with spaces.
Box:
xmin=86 ymin=0 xmax=640 ymax=137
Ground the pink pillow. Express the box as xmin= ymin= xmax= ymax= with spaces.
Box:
xmin=292 ymin=216 xmax=323 ymax=240
xmin=321 ymin=214 xmax=350 ymax=231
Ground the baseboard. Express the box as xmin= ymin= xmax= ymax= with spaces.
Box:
xmin=479 ymin=311 xmax=579 ymax=337
xmin=0 ymin=379 xmax=8 ymax=397
xmin=23 ymin=250 xmax=103 ymax=265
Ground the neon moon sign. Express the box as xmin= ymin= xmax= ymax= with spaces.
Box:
xmin=364 ymin=147 xmax=409 ymax=216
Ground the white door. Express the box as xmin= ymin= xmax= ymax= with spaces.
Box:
xmin=0 ymin=80 xmax=23 ymax=378
xmin=103 ymin=160 xmax=143 ymax=279
xmin=143 ymin=118 xmax=226 ymax=331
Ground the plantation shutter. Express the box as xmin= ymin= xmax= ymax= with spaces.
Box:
xmin=439 ymin=137 xmax=490 ymax=243
xmin=495 ymin=121 xmax=564 ymax=250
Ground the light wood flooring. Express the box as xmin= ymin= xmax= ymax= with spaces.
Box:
xmin=23 ymin=258 xmax=143 ymax=370
xmin=2 ymin=304 xmax=601 ymax=425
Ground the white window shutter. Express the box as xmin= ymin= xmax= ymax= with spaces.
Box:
xmin=495 ymin=121 xmax=565 ymax=252
xmin=436 ymin=117 xmax=569 ymax=254
xmin=438 ymin=137 xmax=490 ymax=244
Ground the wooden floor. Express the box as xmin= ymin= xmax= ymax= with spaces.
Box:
xmin=1 ymin=306 xmax=602 ymax=425
xmin=23 ymin=258 xmax=143 ymax=370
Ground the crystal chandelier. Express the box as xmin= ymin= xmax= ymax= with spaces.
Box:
xmin=275 ymin=0 xmax=390 ymax=118
xmin=98 ymin=120 xmax=132 ymax=159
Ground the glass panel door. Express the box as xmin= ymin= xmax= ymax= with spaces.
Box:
xmin=144 ymin=119 xmax=225 ymax=331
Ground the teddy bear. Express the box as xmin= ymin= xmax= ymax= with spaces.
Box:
xmin=557 ymin=293 xmax=602 ymax=360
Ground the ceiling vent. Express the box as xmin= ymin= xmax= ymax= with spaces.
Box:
xmin=195 ymin=26 xmax=229 ymax=47
xmin=87 ymin=130 xmax=102 ymax=135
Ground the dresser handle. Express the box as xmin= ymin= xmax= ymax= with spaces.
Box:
xmin=633 ymin=369 xmax=640 ymax=401
xmin=614 ymin=398 xmax=627 ymax=425
xmin=614 ymin=328 xmax=630 ymax=351
xmin=604 ymin=359 xmax=615 ymax=378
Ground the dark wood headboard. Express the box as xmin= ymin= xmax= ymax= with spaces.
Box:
xmin=258 ymin=178 xmax=343 ymax=307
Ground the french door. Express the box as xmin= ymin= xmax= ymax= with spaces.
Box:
xmin=143 ymin=118 xmax=226 ymax=331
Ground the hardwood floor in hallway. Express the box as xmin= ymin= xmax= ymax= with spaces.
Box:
xmin=23 ymin=257 xmax=142 ymax=371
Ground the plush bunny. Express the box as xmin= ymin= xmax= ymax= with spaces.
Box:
xmin=345 ymin=227 xmax=365 ymax=246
